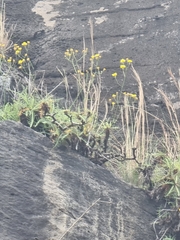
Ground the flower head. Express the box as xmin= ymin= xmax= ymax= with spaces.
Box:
xmin=94 ymin=53 xmax=101 ymax=59
xmin=129 ymin=93 xmax=138 ymax=100
xmin=126 ymin=58 xmax=133 ymax=63
xmin=112 ymin=72 xmax=117 ymax=77
xmin=22 ymin=42 xmax=28 ymax=46
xmin=90 ymin=53 xmax=101 ymax=61
xmin=120 ymin=65 xmax=126 ymax=69
xmin=120 ymin=59 xmax=126 ymax=63
xmin=18 ymin=59 xmax=23 ymax=65
xmin=15 ymin=50 xmax=20 ymax=55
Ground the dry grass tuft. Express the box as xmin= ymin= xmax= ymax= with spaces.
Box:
xmin=0 ymin=0 xmax=14 ymax=54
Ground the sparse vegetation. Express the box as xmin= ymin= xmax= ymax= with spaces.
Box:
xmin=1 ymin=1 xmax=180 ymax=239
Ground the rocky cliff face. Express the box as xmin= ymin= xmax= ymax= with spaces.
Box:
xmin=0 ymin=120 xmax=157 ymax=240
xmin=5 ymin=0 xmax=180 ymax=108
xmin=2 ymin=1 xmax=179 ymax=238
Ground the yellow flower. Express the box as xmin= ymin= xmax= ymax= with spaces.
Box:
xmin=126 ymin=58 xmax=133 ymax=63
xmin=18 ymin=66 xmax=22 ymax=69
xmin=112 ymin=72 xmax=117 ymax=77
xmin=22 ymin=42 xmax=28 ymax=46
xmin=123 ymin=92 xmax=138 ymax=100
xmin=18 ymin=59 xmax=23 ymax=65
xmin=108 ymin=99 xmax=112 ymax=103
xmin=27 ymin=41 xmax=30 ymax=44
xmin=7 ymin=58 xmax=12 ymax=63
xmin=70 ymin=48 xmax=74 ymax=52
xmin=26 ymin=58 xmax=30 ymax=62
xmin=120 ymin=59 xmax=126 ymax=63
xmin=129 ymin=93 xmax=138 ymax=100
xmin=75 ymin=50 xmax=78 ymax=53
xmin=91 ymin=53 xmax=101 ymax=60
xmin=112 ymin=94 xmax=116 ymax=98
xmin=103 ymin=68 xmax=106 ymax=71
xmin=64 ymin=52 xmax=71 ymax=57
xmin=15 ymin=50 xmax=20 ymax=55
xmin=96 ymin=66 xmax=100 ymax=70
xmin=24 ymin=53 xmax=28 ymax=57
xmin=112 ymin=102 xmax=116 ymax=106
xmin=95 ymin=53 xmax=101 ymax=59
xmin=120 ymin=65 xmax=126 ymax=69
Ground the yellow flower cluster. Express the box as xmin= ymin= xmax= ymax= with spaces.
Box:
xmin=0 ymin=41 xmax=31 ymax=70
xmin=64 ymin=48 xmax=78 ymax=59
xmin=18 ymin=59 xmax=25 ymax=65
xmin=123 ymin=91 xmax=138 ymax=100
xmin=111 ymin=58 xmax=133 ymax=77
xmin=90 ymin=53 xmax=101 ymax=61
xmin=119 ymin=58 xmax=133 ymax=70
xmin=7 ymin=56 xmax=15 ymax=64
xmin=21 ymin=41 xmax=30 ymax=47
xmin=13 ymin=41 xmax=31 ymax=69
xmin=14 ymin=41 xmax=30 ymax=55
xmin=108 ymin=92 xmax=119 ymax=106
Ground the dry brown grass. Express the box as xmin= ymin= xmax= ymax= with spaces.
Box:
xmin=0 ymin=0 xmax=14 ymax=55
xmin=154 ymin=68 xmax=180 ymax=159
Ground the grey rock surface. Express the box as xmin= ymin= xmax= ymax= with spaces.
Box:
xmin=0 ymin=120 xmax=157 ymax=240
xmin=5 ymin=0 xmax=180 ymax=107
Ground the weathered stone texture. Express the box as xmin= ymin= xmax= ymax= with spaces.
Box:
xmin=0 ymin=121 xmax=157 ymax=239
xmin=5 ymin=0 xmax=180 ymax=106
